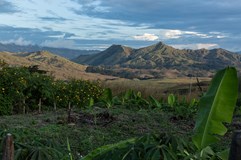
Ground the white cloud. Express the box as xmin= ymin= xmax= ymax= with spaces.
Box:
xmin=163 ymin=30 xmax=213 ymax=39
xmin=133 ymin=33 xmax=159 ymax=41
xmin=164 ymin=30 xmax=182 ymax=39
xmin=48 ymin=34 xmax=65 ymax=38
xmin=183 ymin=31 xmax=212 ymax=38
xmin=217 ymin=35 xmax=226 ymax=38
xmin=0 ymin=37 xmax=33 ymax=46
xmin=196 ymin=43 xmax=219 ymax=49
xmin=171 ymin=43 xmax=219 ymax=50
xmin=41 ymin=39 xmax=77 ymax=49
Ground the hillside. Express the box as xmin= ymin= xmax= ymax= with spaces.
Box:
xmin=74 ymin=42 xmax=241 ymax=78
xmin=0 ymin=51 xmax=117 ymax=80
xmin=73 ymin=44 xmax=133 ymax=65
xmin=0 ymin=43 xmax=99 ymax=59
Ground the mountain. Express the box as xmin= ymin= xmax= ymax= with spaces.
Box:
xmin=74 ymin=42 xmax=241 ymax=78
xmin=0 ymin=43 xmax=100 ymax=59
xmin=0 ymin=51 xmax=117 ymax=80
xmin=73 ymin=44 xmax=133 ymax=65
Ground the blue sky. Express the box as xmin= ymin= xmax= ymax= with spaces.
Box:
xmin=0 ymin=0 xmax=241 ymax=51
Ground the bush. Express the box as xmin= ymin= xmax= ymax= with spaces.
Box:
xmin=0 ymin=94 xmax=12 ymax=115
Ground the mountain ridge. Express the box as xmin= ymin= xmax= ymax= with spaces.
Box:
xmin=74 ymin=42 xmax=241 ymax=78
xmin=0 ymin=43 xmax=100 ymax=59
xmin=0 ymin=51 xmax=117 ymax=80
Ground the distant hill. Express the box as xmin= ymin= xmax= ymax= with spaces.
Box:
xmin=74 ymin=44 xmax=133 ymax=65
xmin=0 ymin=43 xmax=100 ymax=59
xmin=0 ymin=51 xmax=117 ymax=80
xmin=74 ymin=42 xmax=241 ymax=78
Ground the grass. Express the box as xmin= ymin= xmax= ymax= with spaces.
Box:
xmin=101 ymin=77 xmax=210 ymax=100
xmin=0 ymin=107 xmax=195 ymax=158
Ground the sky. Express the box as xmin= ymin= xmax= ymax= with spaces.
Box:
xmin=0 ymin=0 xmax=241 ymax=51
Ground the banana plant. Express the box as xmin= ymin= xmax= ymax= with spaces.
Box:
xmin=81 ymin=67 xmax=238 ymax=160
xmin=149 ymin=96 xmax=162 ymax=109
xmin=99 ymin=88 xmax=115 ymax=108
xmin=192 ymin=67 xmax=238 ymax=150
xmin=167 ymin=94 xmax=176 ymax=108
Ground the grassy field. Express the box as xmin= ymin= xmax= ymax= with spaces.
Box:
xmin=1 ymin=106 xmax=237 ymax=159
xmin=0 ymin=107 xmax=196 ymax=158
xmin=1 ymin=73 xmax=239 ymax=159
xmin=101 ymin=77 xmax=211 ymax=100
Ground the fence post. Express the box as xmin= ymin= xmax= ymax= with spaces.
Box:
xmin=2 ymin=133 xmax=14 ymax=160
xmin=229 ymin=130 xmax=241 ymax=160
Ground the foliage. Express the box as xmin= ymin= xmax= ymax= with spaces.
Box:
xmin=148 ymin=96 xmax=162 ymax=109
xmin=168 ymin=94 xmax=176 ymax=108
xmin=0 ymin=94 xmax=12 ymax=115
xmin=115 ymin=89 xmax=149 ymax=109
xmin=67 ymin=137 xmax=73 ymax=160
xmin=193 ymin=67 xmax=238 ymax=150
xmin=0 ymin=66 xmax=238 ymax=159
xmin=82 ymin=67 xmax=238 ymax=160
xmin=0 ymin=66 xmax=104 ymax=114
xmin=81 ymin=133 xmax=225 ymax=160
xmin=170 ymin=97 xmax=198 ymax=119
xmin=0 ymin=128 xmax=67 ymax=160
xmin=0 ymin=67 xmax=32 ymax=113
xmin=98 ymin=88 xmax=115 ymax=108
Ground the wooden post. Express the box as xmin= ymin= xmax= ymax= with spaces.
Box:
xmin=68 ymin=102 xmax=71 ymax=123
xmin=229 ymin=130 xmax=241 ymax=160
xmin=54 ymin=101 xmax=57 ymax=111
xmin=38 ymin=98 xmax=42 ymax=113
xmin=2 ymin=133 xmax=14 ymax=160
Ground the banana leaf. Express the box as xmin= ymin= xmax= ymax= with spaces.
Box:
xmin=192 ymin=67 xmax=238 ymax=150
xmin=81 ymin=138 xmax=136 ymax=160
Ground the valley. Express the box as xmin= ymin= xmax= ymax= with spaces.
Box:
xmin=0 ymin=42 xmax=240 ymax=159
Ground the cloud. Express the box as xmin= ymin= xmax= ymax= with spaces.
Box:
xmin=48 ymin=33 xmax=76 ymax=39
xmin=0 ymin=1 xmax=18 ymax=13
xmin=72 ymin=0 xmax=110 ymax=14
xmin=41 ymin=39 xmax=77 ymax=49
xmin=0 ymin=1 xmax=240 ymax=51
xmin=0 ymin=37 xmax=33 ymax=46
xmin=163 ymin=30 xmax=213 ymax=39
xmin=133 ymin=33 xmax=158 ymax=41
xmin=183 ymin=31 xmax=212 ymax=38
xmin=39 ymin=16 xmax=68 ymax=22
xmin=196 ymin=43 xmax=219 ymax=49
xmin=164 ymin=30 xmax=182 ymax=39
xmin=217 ymin=35 xmax=226 ymax=39
xmin=171 ymin=43 xmax=219 ymax=50
xmin=72 ymin=0 xmax=241 ymax=35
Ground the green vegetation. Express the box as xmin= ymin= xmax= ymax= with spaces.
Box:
xmin=0 ymin=66 xmax=103 ymax=114
xmin=0 ymin=66 xmax=239 ymax=159
xmin=82 ymin=67 xmax=238 ymax=159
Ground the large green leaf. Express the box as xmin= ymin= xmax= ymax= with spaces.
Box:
xmin=192 ymin=67 xmax=238 ymax=150
xmin=81 ymin=138 xmax=136 ymax=160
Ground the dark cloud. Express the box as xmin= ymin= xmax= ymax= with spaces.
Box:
xmin=0 ymin=0 xmax=19 ymax=13
xmin=39 ymin=16 xmax=68 ymax=22
xmin=73 ymin=0 xmax=241 ymax=34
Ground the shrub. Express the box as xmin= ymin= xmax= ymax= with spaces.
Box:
xmin=0 ymin=94 xmax=12 ymax=115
